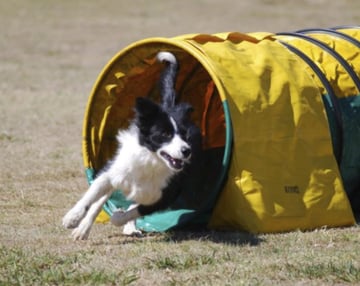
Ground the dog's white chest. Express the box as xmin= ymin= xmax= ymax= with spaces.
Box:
xmin=108 ymin=130 xmax=173 ymax=205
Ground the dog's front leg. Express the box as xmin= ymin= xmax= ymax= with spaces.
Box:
xmin=62 ymin=172 xmax=112 ymax=229
xmin=71 ymin=193 xmax=111 ymax=240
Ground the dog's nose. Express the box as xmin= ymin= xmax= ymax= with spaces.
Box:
xmin=181 ymin=146 xmax=191 ymax=158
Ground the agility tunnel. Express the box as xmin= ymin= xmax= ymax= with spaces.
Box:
xmin=83 ymin=26 xmax=360 ymax=233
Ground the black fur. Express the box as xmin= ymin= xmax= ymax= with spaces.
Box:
xmin=135 ymin=97 xmax=176 ymax=152
xmin=133 ymin=53 xmax=202 ymax=217
xmin=158 ymin=54 xmax=178 ymax=109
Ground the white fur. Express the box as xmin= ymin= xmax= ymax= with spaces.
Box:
xmin=62 ymin=123 xmax=189 ymax=240
xmin=157 ymin=51 xmax=177 ymax=65
xmin=111 ymin=204 xmax=141 ymax=235
xmin=111 ymin=126 xmax=174 ymax=204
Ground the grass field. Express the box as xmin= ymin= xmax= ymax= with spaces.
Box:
xmin=1 ymin=1 xmax=360 ymax=285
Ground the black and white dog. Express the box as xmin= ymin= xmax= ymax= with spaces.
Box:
xmin=62 ymin=52 xmax=201 ymax=240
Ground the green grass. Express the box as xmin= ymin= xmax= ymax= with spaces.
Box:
xmin=1 ymin=228 xmax=360 ymax=285
xmin=0 ymin=246 xmax=139 ymax=286
xmin=280 ymin=261 xmax=360 ymax=283
xmin=145 ymin=251 xmax=216 ymax=270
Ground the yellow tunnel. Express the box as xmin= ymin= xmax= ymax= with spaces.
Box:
xmin=83 ymin=27 xmax=360 ymax=233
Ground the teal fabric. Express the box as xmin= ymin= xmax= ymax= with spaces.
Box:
xmin=323 ymin=94 xmax=360 ymax=213
xmin=338 ymin=96 xmax=360 ymax=212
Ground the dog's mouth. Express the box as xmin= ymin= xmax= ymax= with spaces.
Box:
xmin=160 ymin=151 xmax=185 ymax=171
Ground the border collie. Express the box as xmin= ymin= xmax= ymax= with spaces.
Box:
xmin=62 ymin=52 xmax=201 ymax=240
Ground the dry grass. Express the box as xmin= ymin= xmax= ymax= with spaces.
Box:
xmin=1 ymin=1 xmax=360 ymax=285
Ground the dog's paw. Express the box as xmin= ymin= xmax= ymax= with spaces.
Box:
xmin=110 ymin=209 xmax=127 ymax=226
xmin=110 ymin=210 xmax=142 ymax=236
xmin=122 ymin=221 xmax=142 ymax=236
xmin=71 ymin=220 xmax=92 ymax=240
xmin=62 ymin=206 xmax=87 ymax=229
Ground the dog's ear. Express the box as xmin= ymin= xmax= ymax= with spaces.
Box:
xmin=135 ymin=97 xmax=161 ymax=119
xmin=175 ymin=102 xmax=194 ymax=120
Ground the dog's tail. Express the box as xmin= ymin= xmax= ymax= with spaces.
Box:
xmin=157 ymin=51 xmax=178 ymax=109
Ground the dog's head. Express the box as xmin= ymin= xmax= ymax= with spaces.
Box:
xmin=134 ymin=97 xmax=196 ymax=172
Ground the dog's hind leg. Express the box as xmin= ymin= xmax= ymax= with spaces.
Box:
xmin=71 ymin=193 xmax=111 ymax=240
xmin=110 ymin=179 xmax=183 ymax=235
xmin=111 ymin=204 xmax=142 ymax=236
xmin=62 ymin=172 xmax=113 ymax=229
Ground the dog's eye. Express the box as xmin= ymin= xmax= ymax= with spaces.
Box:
xmin=161 ymin=131 xmax=172 ymax=139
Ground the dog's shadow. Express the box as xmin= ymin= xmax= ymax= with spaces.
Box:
xmin=101 ymin=228 xmax=263 ymax=247
xmin=164 ymin=229 xmax=263 ymax=246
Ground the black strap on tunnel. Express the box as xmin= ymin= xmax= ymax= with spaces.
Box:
xmin=296 ymin=28 xmax=360 ymax=48
xmin=332 ymin=25 xmax=360 ymax=30
xmin=277 ymin=40 xmax=343 ymax=163
xmin=276 ymin=32 xmax=360 ymax=93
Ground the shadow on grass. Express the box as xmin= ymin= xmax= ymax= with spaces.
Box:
xmin=165 ymin=229 xmax=263 ymax=246
xmin=103 ymin=228 xmax=263 ymax=247
xmin=355 ymin=213 xmax=360 ymax=224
